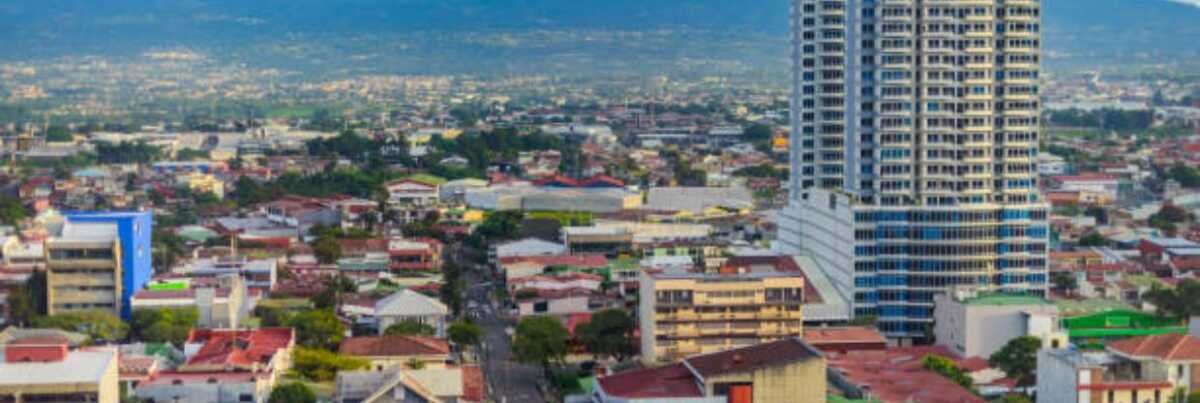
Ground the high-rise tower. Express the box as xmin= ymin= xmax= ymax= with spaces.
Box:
xmin=777 ymin=0 xmax=1049 ymax=340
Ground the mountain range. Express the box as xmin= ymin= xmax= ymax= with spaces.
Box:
xmin=0 ymin=0 xmax=1196 ymax=76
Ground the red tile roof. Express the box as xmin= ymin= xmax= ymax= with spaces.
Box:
xmin=826 ymin=346 xmax=986 ymax=403
xmin=338 ymin=336 xmax=450 ymax=357
xmin=684 ymin=338 xmax=822 ymax=378
xmin=803 ymin=327 xmax=888 ymax=351
xmin=461 ymin=365 xmax=486 ymax=402
xmin=1108 ymin=334 xmax=1200 ymax=362
xmin=182 ymin=328 xmax=294 ymax=371
xmin=596 ymin=363 xmax=703 ymax=399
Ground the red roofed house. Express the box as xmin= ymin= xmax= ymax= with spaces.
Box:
xmin=594 ymin=338 xmax=826 ymax=403
xmin=134 ymin=328 xmax=295 ymax=403
xmin=339 ymin=335 xmax=451 ymax=371
xmin=1107 ymin=334 xmax=1200 ymax=394
xmin=388 ymin=237 xmax=443 ymax=272
xmin=1051 ymin=174 xmax=1120 ymax=204
xmin=802 ymin=326 xmax=888 ymax=354
xmin=533 ymin=174 xmax=625 ymax=188
xmin=826 ymin=346 xmax=985 ymax=403
xmin=1038 ymin=348 xmax=1176 ymax=403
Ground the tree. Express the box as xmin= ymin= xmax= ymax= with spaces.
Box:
xmin=131 ymin=307 xmax=199 ymax=345
xmin=1078 ymin=232 xmax=1107 ymax=247
xmin=312 ymin=236 xmax=343 ymax=265
xmin=311 ymin=275 xmax=357 ymax=310
xmin=1144 ymin=280 xmax=1200 ymax=319
xmin=576 ymin=309 xmax=635 ymax=361
xmin=0 ymin=196 xmax=27 ymax=227
xmin=175 ymin=148 xmax=211 ymax=161
xmin=45 ymin=125 xmax=73 ymax=143
xmin=1051 ymin=272 xmax=1078 ymax=294
xmin=448 ymin=320 xmax=484 ymax=347
xmin=921 ymin=355 xmax=974 ymax=391
xmin=744 ymin=124 xmax=773 ymax=143
xmin=989 ymin=336 xmax=1041 ymax=387
xmin=512 ymin=316 xmax=569 ymax=379
xmin=288 ymin=309 xmax=346 ymax=350
xmin=384 ymin=321 xmax=436 ymax=337
xmin=32 ymin=310 xmax=129 ymax=342
xmin=1150 ymin=204 xmax=1192 ymax=236
xmin=5 ymin=271 xmax=46 ymax=326
xmin=290 ymin=347 xmax=369 ymax=382
xmin=268 ymin=382 xmax=316 ymax=403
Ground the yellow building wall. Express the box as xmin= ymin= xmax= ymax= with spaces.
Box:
xmin=704 ymin=357 xmax=827 ymax=403
xmin=1092 ymin=386 xmax=1174 ymax=403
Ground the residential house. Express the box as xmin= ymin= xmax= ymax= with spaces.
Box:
xmin=134 ymin=328 xmax=295 ymax=403
xmin=1037 ymin=349 xmax=1175 ymax=403
xmin=343 ymin=290 xmax=450 ymax=338
xmin=339 ymin=335 xmax=451 ymax=371
xmin=1107 ymin=334 xmax=1200 ymax=396
xmin=334 ymin=365 xmax=485 ymax=403
xmin=388 ymin=238 xmax=442 ymax=272
xmin=593 ymin=338 xmax=826 ymax=403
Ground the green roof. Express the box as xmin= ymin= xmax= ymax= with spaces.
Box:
xmin=962 ymin=293 xmax=1050 ymax=306
xmin=1054 ymin=298 xmax=1135 ymax=316
xmin=147 ymin=281 xmax=189 ymax=291
xmin=1062 ymin=309 xmax=1187 ymax=340
xmin=403 ymin=174 xmax=447 ymax=186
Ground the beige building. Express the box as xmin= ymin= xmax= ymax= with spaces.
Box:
xmin=639 ymin=267 xmax=805 ymax=363
xmin=595 ymin=338 xmax=826 ymax=403
xmin=45 ymin=222 xmax=123 ymax=317
xmin=933 ymin=290 xmax=1065 ymax=358
xmin=0 ymin=342 xmax=120 ymax=403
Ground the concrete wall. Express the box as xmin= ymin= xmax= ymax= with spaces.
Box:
xmin=1036 ymin=350 xmax=1080 ymax=403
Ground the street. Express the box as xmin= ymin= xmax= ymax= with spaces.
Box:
xmin=452 ymin=243 xmax=546 ymax=403
xmin=467 ymin=269 xmax=546 ymax=403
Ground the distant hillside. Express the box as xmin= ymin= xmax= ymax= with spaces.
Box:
xmin=0 ymin=0 xmax=1196 ymax=74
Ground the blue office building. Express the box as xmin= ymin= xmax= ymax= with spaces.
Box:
xmin=64 ymin=211 xmax=153 ymax=319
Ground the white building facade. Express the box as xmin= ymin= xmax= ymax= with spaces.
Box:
xmin=776 ymin=0 xmax=1050 ymax=339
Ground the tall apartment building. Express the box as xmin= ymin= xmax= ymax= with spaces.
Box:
xmin=776 ymin=0 xmax=1049 ymax=340
xmin=46 ymin=211 xmax=152 ymax=319
xmin=639 ymin=267 xmax=805 ymax=363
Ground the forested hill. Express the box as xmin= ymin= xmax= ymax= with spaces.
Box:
xmin=0 ymin=0 xmax=1196 ymax=71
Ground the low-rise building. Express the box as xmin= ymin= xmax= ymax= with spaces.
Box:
xmin=131 ymin=275 xmax=257 ymax=328
xmin=827 ymin=346 xmax=986 ymax=403
xmin=388 ymin=238 xmax=442 ymax=272
xmin=176 ymin=256 xmax=278 ymax=294
xmin=933 ymin=290 xmax=1066 ymax=358
xmin=134 ymin=328 xmax=295 ymax=403
xmin=1037 ymin=349 xmax=1175 ymax=403
xmin=1107 ymin=334 xmax=1200 ymax=396
xmin=338 ymin=335 xmax=451 ymax=371
xmin=594 ymin=338 xmax=826 ymax=403
xmin=334 ymin=365 xmax=485 ymax=403
xmin=342 ymin=289 xmax=450 ymax=338
xmin=0 ymin=341 xmax=119 ymax=403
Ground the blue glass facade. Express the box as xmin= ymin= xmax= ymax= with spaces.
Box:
xmin=849 ymin=207 xmax=1049 ymax=336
